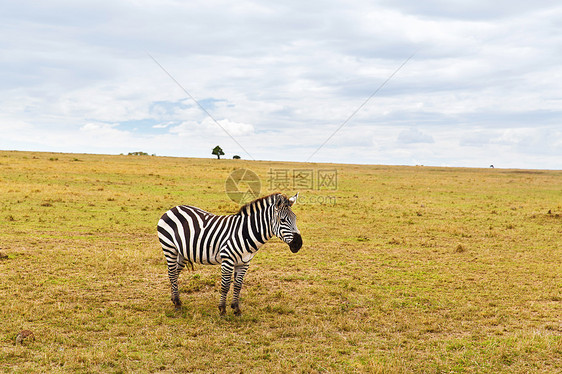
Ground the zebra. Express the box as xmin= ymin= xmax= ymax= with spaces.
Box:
xmin=157 ymin=192 xmax=302 ymax=315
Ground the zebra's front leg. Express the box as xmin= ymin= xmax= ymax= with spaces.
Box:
xmin=231 ymin=264 xmax=249 ymax=316
xmin=218 ymin=259 xmax=234 ymax=315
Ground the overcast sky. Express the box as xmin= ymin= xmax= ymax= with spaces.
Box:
xmin=1 ymin=0 xmax=561 ymax=169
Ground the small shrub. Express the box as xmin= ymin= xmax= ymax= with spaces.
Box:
xmin=454 ymin=244 xmax=465 ymax=253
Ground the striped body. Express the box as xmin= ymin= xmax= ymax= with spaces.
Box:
xmin=158 ymin=205 xmax=273 ymax=266
xmin=157 ymin=193 xmax=302 ymax=315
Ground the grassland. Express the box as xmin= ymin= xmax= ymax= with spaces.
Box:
xmin=0 ymin=150 xmax=560 ymax=373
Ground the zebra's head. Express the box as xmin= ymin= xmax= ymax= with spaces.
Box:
xmin=272 ymin=193 xmax=302 ymax=253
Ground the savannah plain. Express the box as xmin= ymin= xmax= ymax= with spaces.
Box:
xmin=0 ymin=150 xmax=560 ymax=373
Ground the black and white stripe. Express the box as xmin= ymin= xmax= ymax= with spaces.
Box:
xmin=157 ymin=193 xmax=302 ymax=315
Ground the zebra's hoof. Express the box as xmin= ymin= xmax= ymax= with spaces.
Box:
xmin=231 ymin=303 xmax=241 ymax=316
xmin=172 ymin=296 xmax=182 ymax=310
xmin=218 ymin=304 xmax=227 ymax=316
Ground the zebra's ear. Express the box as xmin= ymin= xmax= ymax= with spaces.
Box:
xmin=275 ymin=195 xmax=285 ymax=209
xmin=288 ymin=192 xmax=299 ymax=206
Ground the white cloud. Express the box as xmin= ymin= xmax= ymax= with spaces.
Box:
xmin=0 ymin=1 xmax=561 ymax=168
xmin=81 ymin=122 xmax=127 ymax=137
xmin=397 ymin=128 xmax=435 ymax=144
xmin=169 ymin=118 xmax=254 ymax=138
xmin=213 ymin=119 xmax=254 ymax=137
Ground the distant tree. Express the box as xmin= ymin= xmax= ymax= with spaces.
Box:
xmin=128 ymin=151 xmax=149 ymax=156
xmin=233 ymin=155 xmax=241 ymax=159
xmin=212 ymin=145 xmax=225 ymax=159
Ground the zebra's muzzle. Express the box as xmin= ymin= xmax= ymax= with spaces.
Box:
xmin=289 ymin=233 xmax=302 ymax=253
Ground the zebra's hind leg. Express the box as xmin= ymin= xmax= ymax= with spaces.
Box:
xmin=168 ymin=266 xmax=182 ymax=309
xmin=170 ymin=265 xmax=182 ymax=310
xmin=218 ymin=259 xmax=234 ymax=315
xmin=231 ymin=264 xmax=249 ymax=316
xmin=164 ymin=250 xmax=182 ymax=310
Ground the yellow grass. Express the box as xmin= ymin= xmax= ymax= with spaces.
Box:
xmin=0 ymin=150 xmax=561 ymax=373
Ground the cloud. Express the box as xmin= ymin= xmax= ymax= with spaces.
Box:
xmin=397 ymin=128 xmax=435 ymax=144
xmin=152 ymin=123 xmax=172 ymax=129
xmin=214 ymin=119 xmax=254 ymax=137
xmin=169 ymin=118 xmax=254 ymax=138
xmin=0 ymin=1 xmax=561 ymax=169
xmin=81 ymin=122 xmax=123 ymax=135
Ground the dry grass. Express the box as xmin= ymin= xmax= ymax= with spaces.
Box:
xmin=0 ymin=150 xmax=561 ymax=373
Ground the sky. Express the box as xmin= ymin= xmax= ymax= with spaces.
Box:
xmin=1 ymin=0 xmax=561 ymax=169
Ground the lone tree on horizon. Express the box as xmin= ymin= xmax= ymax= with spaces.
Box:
xmin=212 ymin=145 xmax=225 ymax=159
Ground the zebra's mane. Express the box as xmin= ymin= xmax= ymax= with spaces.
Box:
xmin=236 ymin=193 xmax=286 ymax=216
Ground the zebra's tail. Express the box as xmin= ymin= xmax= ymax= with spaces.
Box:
xmin=186 ymin=259 xmax=195 ymax=272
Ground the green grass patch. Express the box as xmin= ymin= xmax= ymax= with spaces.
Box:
xmin=0 ymin=150 xmax=561 ymax=373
